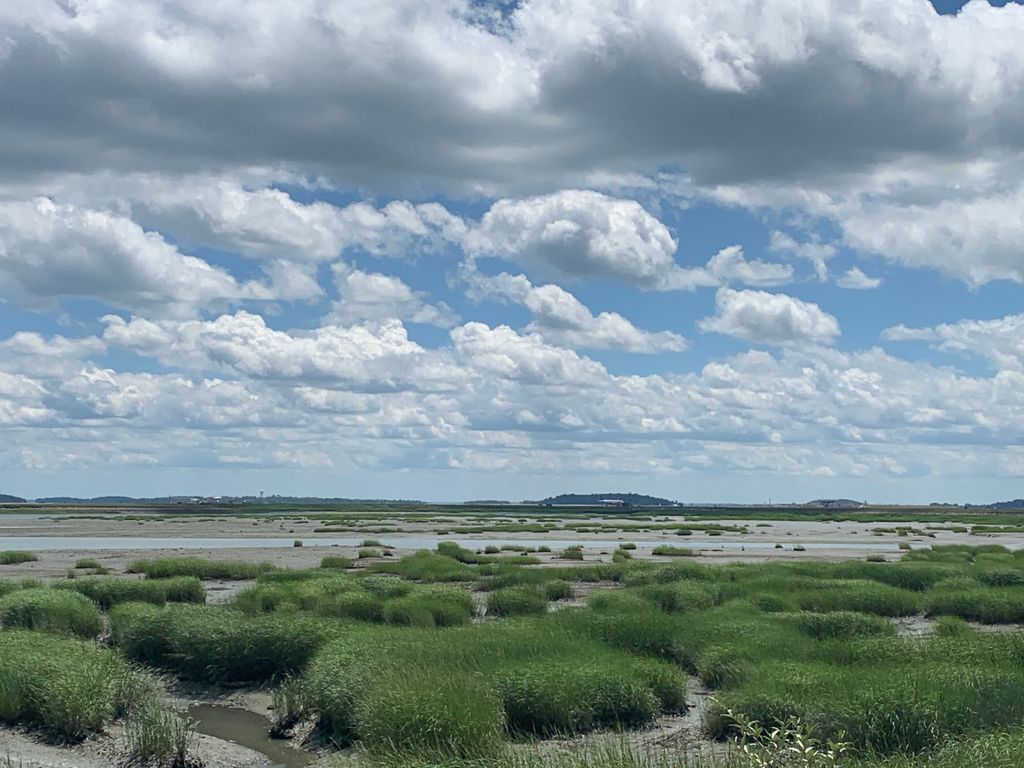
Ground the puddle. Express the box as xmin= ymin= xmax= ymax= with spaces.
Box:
xmin=187 ymin=704 xmax=311 ymax=768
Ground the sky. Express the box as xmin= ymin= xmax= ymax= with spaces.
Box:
xmin=1 ymin=0 xmax=1023 ymax=504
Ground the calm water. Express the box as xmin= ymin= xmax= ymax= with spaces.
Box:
xmin=0 ymin=534 xmax=912 ymax=551
xmin=187 ymin=704 xmax=310 ymax=768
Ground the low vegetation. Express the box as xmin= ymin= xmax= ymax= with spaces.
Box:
xmin=0 ymin=588 xmax=103 ymax=638
xmin=5 ymin=541 xmax=1024 ymax=765
xmin=0 ymin=550 xmax=37 ymax=565
xmin=126 ymin=557 xmax=274 ymax=580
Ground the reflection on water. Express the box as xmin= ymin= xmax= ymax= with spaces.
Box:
xmin=187 ymin=704 xmax=311 ymax=768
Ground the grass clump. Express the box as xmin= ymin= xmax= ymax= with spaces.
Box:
xmin=355 ymin=670 xmax=506 ymax=759
xmin=55 ymin=576 xmax=205 ymax=609
xmin=487 ymin=587 xmax=548 ymax=617
xmin=925 ymin=585 xmax=1024 ymax=623
xmin=561 ymin=546 xmax=585 ymax=561
xmin=789 ymin=611 xmax=895 ymax=641
xmin=382 ymin=586 xmax=473 ymax=627
xmin=73 ymin=557 xmax=108 ymax=573
xmin=0 ymin=551 xmax=37 ymax=565
xmin=543 ymin=580 xmax=574 ymax=601
xmin=124 ymin=699 xmax=197 ymax=766
xmin=0 ymin=630 xmax=150 ymax=741
xmin=358 ymin=547 xmax=382 ymax=559
xmin=110 ymin=602 xmax=334 ymax=682
xmin=320 ymin=555 xmax=353 ymax=569
xmin=371 ymin=551 xmax=475 ymax=582
xmin=0 ymin=588 xmax=103 ymax=638
xmin=127 ymin=557 xmax=274 ymax=580
xmin=652 ymin=546 xmax=696 ymax=557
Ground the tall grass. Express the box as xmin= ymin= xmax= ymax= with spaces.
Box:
xmin=487 ymin=586 xmax=548 ymax=617
xmin=110 ymin=602 xmax=336 ymax=682
xmin=55 ymin=575 xmax=205 ymax=609
xmin=0 ymin=630 xmax=151 ymax=741
xmin=127 ymin=557 xmax=274 ymax=580
xmin=0 ymin=551 xmax=37 ymax=565
xmin=0 ymin=588 xmax=103 ymax=638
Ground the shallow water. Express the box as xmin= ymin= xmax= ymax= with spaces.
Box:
xmin=187 ymin=704 xmax=311 ymax=768
xmin=0 ymin=534 xmax=915 ymax=551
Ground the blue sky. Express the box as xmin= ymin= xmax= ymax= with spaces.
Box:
xmin=0 ymin=0 xmax=1023 ymax=503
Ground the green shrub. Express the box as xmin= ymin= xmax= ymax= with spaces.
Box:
xmin=488 ymin=587 xmax=548 ymax=617
xmin=0 ymin=551 xmax=37 ymax=565
xmin=0 ymin=588 xmax=103 ymax=638
xmin=561 ymin=546 xmax=584 ymax=561
xmin=358 ymin=547 xmax=382 ymax=559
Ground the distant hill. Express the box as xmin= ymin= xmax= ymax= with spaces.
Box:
xmin=965 ymin=499 xmax=1024 ymax=510
xmin=804 ymin=499 xmax=866 ymax=508
xmin=541 ymin=492 xmax=678 ymax=507
xmin=0 ymin=494 xmax=26 ymax=503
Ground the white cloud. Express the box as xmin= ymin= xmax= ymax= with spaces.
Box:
xmin=704 ymin=245 xmax=793 ymax=287
xmin=883 ymin=313 xmax=1024 ymax=371
xmin=465 ymin=269 xmax=686 ymax=353
xmin=101 ymin=311 xmax=460 ymax=392
xmin=768 ymin=231 xmax=837 ymax=281
xmin=471 ymin=190 xmax=698 ymax=288
xmin=328 ymin=264 xmax=458 ymax=328
xmin=699 ymin=288 xmax=840 ymax=345
xmin=836 ymin=266 xmax=882 ymax=290
xmin=0 ymin=198 xmax=267 ymax=316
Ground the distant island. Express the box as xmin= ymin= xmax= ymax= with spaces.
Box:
xmin=0 ymin=494 xmax=26 ymax=503
xmin=540 ymin=492 xmax=678 ymax=507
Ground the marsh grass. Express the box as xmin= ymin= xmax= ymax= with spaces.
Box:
xmin=0 ymin=551 xmax=37 ymax=565
xmin=651 ymin=546 xmax=696 ymax=557
xmin=0 ymin=588 xmax=103 ymax=638
xmin=110 ymin=602 xmax=335 ymax=682
xmin=487 ymin=587 xmax=548 ymax=617
xmin=124 ymin=699 xmax=197 ymax=766
xmin=55 ymin=576 xmax=205 ymax=609
xmin=127 ymin=557 xmax=274 ymax=580
xmin=320 ymin=556 xmax=354 ymax=569
xmin=0 ymin=630 xmax=150 ymax=741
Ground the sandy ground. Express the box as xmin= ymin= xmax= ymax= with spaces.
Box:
xmin=3 ymin=512 xmax=1023 ymax=581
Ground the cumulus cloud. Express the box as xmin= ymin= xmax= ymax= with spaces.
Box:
xmin=0 ymin=198 xmax=270 ymax=316
xmin=470 ymin=190 xmax=698 ymax=288
xmin=883 ymin=313 xmax=1024 ymax=371
xmin=327 ymin=264 xmax=458 ymax=328
xmin=101 ymin=311 xmax=461 ymax=392
xmin=465 ymin=269 xmax=686 ymax=353
xmin=836 ymin=266 xmax=882 ymax=290
xmin=699 ymin=288 xmax=840 ymax=346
